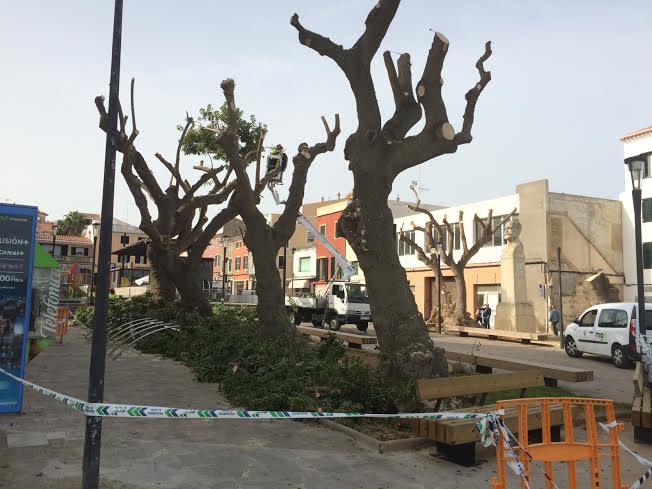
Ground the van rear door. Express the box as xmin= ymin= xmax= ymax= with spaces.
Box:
xmin=594 ymin=306 xmax=629 ymax=357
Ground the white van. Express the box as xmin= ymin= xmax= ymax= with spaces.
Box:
xmin=563 ymin=302 xmax=652 ymax=368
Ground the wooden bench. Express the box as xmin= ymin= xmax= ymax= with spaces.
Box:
xmin=444 ymin=350 xmax=594 ymax=386
xmin=414 ymin=370 xmax=563 ymax=466
xmin=632 ymin=363 xmax=652 ymax=443
xmin=446 ymin=325 xmax=549 ymax=344
xmin=295 ymin=325 xmax=378 ymax=350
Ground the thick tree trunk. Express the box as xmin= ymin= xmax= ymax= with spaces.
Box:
xmin=248 ymin=240 xmax=288 ymax=338
xmin=174 ymin=256 xmax=212 ymax=316
xmin=452 ymin=267 xmax=469 ymax=325
xmin=340 ymin=173 xmax=448 ymax=379
xmin=147 ymin=245 xmax=177 ymax=304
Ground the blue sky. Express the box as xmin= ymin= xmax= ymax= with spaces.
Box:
xmin=2 ymin=1 xmax=651 ymax=223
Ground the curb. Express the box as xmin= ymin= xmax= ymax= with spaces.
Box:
xmin=319 ymin=419 xmax=434 ymax=454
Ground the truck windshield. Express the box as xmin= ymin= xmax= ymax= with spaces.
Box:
xmin=346 ymin=284 xmax=368 ymax=303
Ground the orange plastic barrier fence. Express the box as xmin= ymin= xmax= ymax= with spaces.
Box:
xmin=56 ymin=307 xmax=70 ymax=344
xmin=491 ymin=397 xmax=625 ymax=489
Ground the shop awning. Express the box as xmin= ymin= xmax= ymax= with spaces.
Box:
xmin=33 ymin=243 xmax=60 ymax=269
xmin=288 ymin=278 xmax=311 ymax=289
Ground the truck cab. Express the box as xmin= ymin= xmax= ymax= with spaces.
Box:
xmin=323 ymin=281 xmax=371 ymax=332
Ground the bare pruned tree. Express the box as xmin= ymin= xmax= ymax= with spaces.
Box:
xmin=291 ymin=1 xmax=492 ymax=378
xmin=401 ymin=201 xmax=516 ymax=326
xmin=209 ymin=79 xmax=340 ymax=338
xmin=94 ymin=79 xmax=246 ymax=315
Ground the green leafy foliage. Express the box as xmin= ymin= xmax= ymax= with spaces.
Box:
xmin=56 ymin=210 xmax=86 ymax=236
xmin=181 ymin=103 xmax=266 ymax=161
xmin=77 ymin=299 xmax=416 ymax=413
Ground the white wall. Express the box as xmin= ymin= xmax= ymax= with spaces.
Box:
xmin=621 ymin=132 xmax=652 ymax=300
xmin=394 ymin=194 xmax=520 ymax=270
xmin=292 ymin=247 xmax=316 ymax=279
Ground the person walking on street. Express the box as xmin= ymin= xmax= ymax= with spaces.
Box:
xmin=482 ymin=304 xmax=492 ymax=328
xmin=549 ymin=304 xmax=560 ymax=336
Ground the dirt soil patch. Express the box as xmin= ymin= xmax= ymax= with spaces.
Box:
xmin=336 ymin=418 xmax=414 ymax=441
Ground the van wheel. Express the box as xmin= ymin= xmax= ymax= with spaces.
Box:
xmin=564 ymin=337 xmax=583 ymax=358
xmin=312 ymin=320 xmax=323 ymax=328
xmin=328 ymin=318 xmax=342 ymax=331
xmin=356 ymin=321 xmax=369 ymax=333
xmin=612 ymin=344 xmax=633 ymax=369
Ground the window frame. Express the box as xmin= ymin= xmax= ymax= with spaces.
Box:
xmin=597 ymin=308 xmax=628 ymax=329
xmin=235 ymin=256 xmax=241 ymax=270
xmin=298 ymin=256 xmax=311 ymax=273
xmin=578 ymin=309 xmax=598 ymax=328
xmin=319 ymin=224 xmax=326 ymax=236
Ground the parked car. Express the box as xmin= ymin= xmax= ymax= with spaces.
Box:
xmin=563 ymin=302 xmax=652 ymax=368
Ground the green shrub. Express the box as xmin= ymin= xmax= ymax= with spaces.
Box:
xmin=91 ymin=298 xmax=416 ymax=414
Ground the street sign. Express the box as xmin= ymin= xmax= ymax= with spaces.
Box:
xmin=0 ymin=204 xmax=37 ymax=413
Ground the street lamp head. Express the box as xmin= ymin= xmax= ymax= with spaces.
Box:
xmin=436 ymin=240 xmax=443 ymax=254
xmin=52 ymin=224 xmax=58 ymax=236
xmin=91 ymin=219 xmax=101 ymax=233
xmin=625 ymin=154 xmax=649 ymax=191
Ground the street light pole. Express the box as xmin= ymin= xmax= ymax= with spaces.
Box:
xmin=51 ymin=224 xmax=58 ymax=257
xmin=282 ymin=244 xmax=287 ymax=297
xmin=222 ymin=237 xmax=228 ymax=302
xmin=627 ymin=155 xmax=648 ymax=341
xmin=82 ymin=1 xmax=123 ymax=487
xmin=90 ymin=235 xmax=98 ymax=305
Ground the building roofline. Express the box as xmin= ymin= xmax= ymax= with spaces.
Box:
xmin=621 ymin=125 xmax=652 ymax=142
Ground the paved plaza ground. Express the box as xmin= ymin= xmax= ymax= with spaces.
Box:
xmin=1 ymin=326 xmax=651 ymax=488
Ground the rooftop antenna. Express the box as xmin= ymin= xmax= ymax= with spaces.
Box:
xmin=410 ymin=178 xmax=429 ymax=206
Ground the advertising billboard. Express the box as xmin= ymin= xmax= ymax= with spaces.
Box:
xmin=0 ymin=204 xmax=37 ymax=413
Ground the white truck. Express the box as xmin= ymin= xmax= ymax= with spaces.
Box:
xmin=267 ymin=176 xmax=372 ymax=332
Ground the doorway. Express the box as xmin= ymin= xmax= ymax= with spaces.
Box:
xmin=476 ymin=284 xmax=500 ymax=328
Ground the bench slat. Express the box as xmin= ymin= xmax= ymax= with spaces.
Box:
xmin=444 ymin=351 xmax=593 ymax=383
xmin=417 ymin=371 xmax=544 ymax=401
xmin=429 ymin=404 xmax=566 ymax=446
xmin=296 ymin=325 xmax=378 ymax=345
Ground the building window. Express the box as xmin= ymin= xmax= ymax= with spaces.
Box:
xmin=335 ymin=222 xmax=343 ymax=238
xmin=235 ymin=257 xmax=241 ymax=270
xmin=398 ymin=230 xmax=416 ymax=255
xmin=120 ymin=234 xmax=130 ymax=246
xmin=228 ymin=258 xmax=232 ymax=272
xmin=243 ymin=255 xmax=248 ymax=271
xmin=215 ymin=255 xmax=221 ymax=267
xmin=475 ymin=216 xmax=508 ymax=247
xmin=644 ymin=154 xmax=652 ymax=179
xmin=71 ymin=247 xmax=87 ymax=256
xmin=299 ymin=257 xmax=311 ymax=272
xmin=644 ymin=199 xmax=652 ymax=223
xmin=135 ymin=254 xmax=147 ymax=265
xmin=316 ymin=257 xmax=329 ymax=281
xmin=319 ymin=224 xmax=326 ymax=236
xmin=236 ymin=241 xmax=242 ymax=249
xmin=433 ymin=224 xmax=460 ymax=252
xmin=307 ymin=232 xmax=315 ymax=244
xmin=351 ymin=261 xmax=359 ymax=275
xmin=644 ymin=242 xmax=652 ymax=269
xmin=278 ymin=255 xmax=286 ymax=269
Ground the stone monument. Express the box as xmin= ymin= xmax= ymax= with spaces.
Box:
xmin=495 ymin=219 xmax=537 ymax=332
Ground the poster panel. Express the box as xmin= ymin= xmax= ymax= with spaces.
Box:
xmin=0 ymin=204 xmax=37 ymax=413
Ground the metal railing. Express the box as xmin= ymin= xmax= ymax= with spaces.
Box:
xmin=86 ymin=317 xmax=180 ymax=360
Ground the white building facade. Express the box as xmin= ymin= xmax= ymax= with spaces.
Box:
xmin=620 ymin=126 xmax=652 ymax=301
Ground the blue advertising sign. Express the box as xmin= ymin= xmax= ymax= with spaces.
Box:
xmin=0 ymin=204 xmax=37 ymax=413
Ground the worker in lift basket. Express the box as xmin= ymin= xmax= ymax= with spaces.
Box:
xmin=265 ymin=144 xmax=288 ymax=183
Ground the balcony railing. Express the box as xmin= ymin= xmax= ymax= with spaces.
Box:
xmin=53 ymin=255 xmax=93 ymax=265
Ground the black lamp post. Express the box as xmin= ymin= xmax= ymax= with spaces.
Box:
xmin=221 ymin=235 xmax=229 ymax=302
xmin=82 ymin=0 xmax=123 ymax=486
xmin=626 ymin=154 xmax=647 ymax=340
xmin=120 ymin=232 xmax=128 ymax=286
xmin=51 ymin=224 xmax=58 ymax=257
xmin=89 ymin=221 xmax=100 ymax=305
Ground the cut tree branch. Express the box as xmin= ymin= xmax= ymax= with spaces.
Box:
xmin=382 ymin=51 xmax=422 ymax=140
xmin=272 ymin=114 xmax=341 ymax=244
xmin=455 ymin=41 xmax=492 ymax=145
